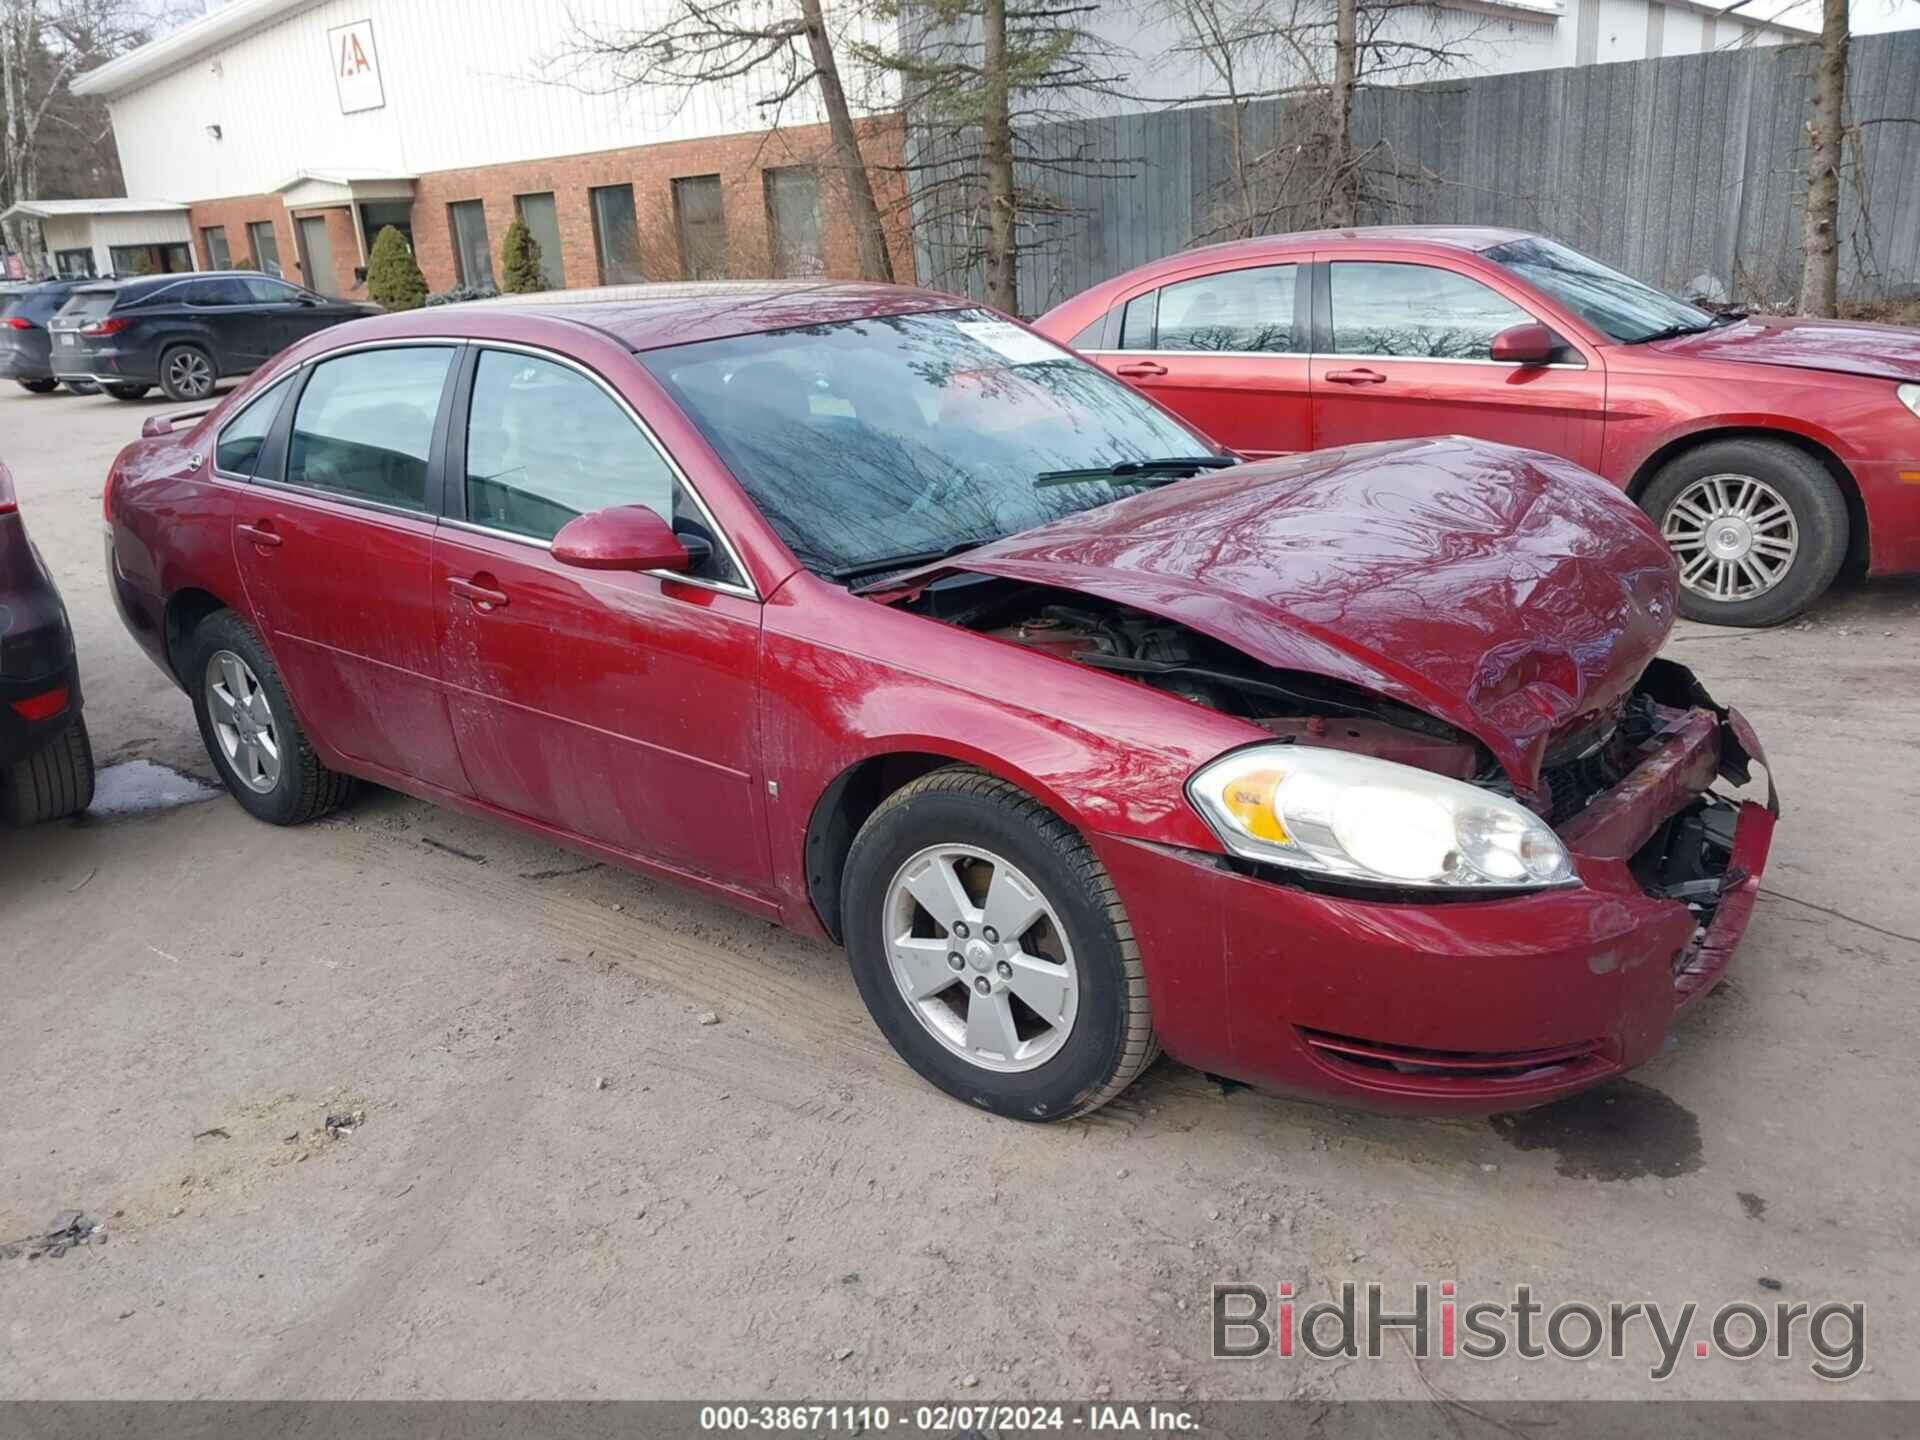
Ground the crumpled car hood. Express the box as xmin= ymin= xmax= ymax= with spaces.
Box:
xmin=1649 ymin=312 xmax=1920 ymax=384
xmin=900 ymin=437 xmax=1679 ymax=797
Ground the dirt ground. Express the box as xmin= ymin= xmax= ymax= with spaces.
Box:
xmin=2 ymin=383 xmax=1916 ymax=1403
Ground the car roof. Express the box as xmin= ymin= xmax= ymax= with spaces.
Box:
xmin=429 ymin=280 xmax=973 ymax=352
xmin=1165 ymin=225 xmax=1535 ymax=268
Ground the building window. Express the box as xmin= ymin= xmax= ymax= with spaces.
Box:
xmin=589 ymin=183 xmax=644 ymax=285
xmin=514 ymin=192 xmax=565 ymax=289
xmin=54 ymin=248 xmax=95 ymax=277
xmin=673 ymin=175 xmax=727 ymax=280
xmin=448 ymin=199 xmax=494 ymax=290
xmin=202 ymin=225 xmax=231 ymax=268
xmin=248 ymin=220 xmax=283 ymax=277
xmin=763 ymin=167 xmax=823 ymax=278
xmin=109 ymin=243 xmax=193 ymax=275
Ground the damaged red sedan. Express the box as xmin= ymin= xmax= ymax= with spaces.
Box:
xmin=103 ymin=284 xmax=1777 ymax=1121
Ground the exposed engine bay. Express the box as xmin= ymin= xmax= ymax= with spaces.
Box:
xmin=904 ymin=578 xmax=1693 ymax=834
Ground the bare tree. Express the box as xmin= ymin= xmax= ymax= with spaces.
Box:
xmin=563 ymin=0 xmax=897 ymax=283
xmin=854 ymin=0 xmax=1131 ymax=315
xmin=1798 ymin=0 xmax=1847 ymax=316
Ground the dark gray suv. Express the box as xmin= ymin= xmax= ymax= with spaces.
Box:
xmin=50 ymin=272 xmax=378 ymax=401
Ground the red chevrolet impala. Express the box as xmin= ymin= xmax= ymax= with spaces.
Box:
xmin=1036 ymin=227 xmax=1920 ymax=626
xmin=104 ymin=284 xmax=1776 ymax=1121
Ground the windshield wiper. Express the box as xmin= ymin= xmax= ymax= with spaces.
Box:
xmin=1707 ymin=309 xmax=1750 ymax=328
xmin=1628 ymin=319 xmax=1717 ymax=344
xmin=1034 ymin=455 xmax=1239 ymax=488
xmin=836 ymin=539 xmax=1000 ymax=592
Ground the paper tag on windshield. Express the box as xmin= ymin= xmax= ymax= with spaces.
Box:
xmin=956 ymin=319 xmax=1066 ymax=366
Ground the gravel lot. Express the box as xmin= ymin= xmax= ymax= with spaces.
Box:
xmin=2 ymin=382 xmax=1917 ymax=1403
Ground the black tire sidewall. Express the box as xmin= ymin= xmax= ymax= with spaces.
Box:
xmin=843 ymin=784 xmax=1132 ymax=1121
xmin=158 ymin=345 xmax=214 ymax=403
xmin=107 ymin=384 xmax=150 ymax=401
xmin=185 ymin=612 xmax=311 ymax=824
xmin=1641 ymin=440 xmax=1848 ymax=627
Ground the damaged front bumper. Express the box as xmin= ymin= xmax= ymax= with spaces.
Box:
xmin=1094 ymin=661 xmax=1777 ymax=1115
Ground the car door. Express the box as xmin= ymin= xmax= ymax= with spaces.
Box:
xmin=243 ymin=277 xmax=333 ymax=355
xmin=1311 ymin=256 xmax=1606 ymax=469
xmin=432 ymin=345 xmax=770 ymax=897
xmin=1084 ymin=263 xmax=1311 ymax=458
xmin=185 ymin=276 xmax=272 ymax=371
xmin=227 ymin=342 xmax=473 ymax=795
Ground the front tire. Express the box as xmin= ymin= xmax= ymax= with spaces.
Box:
xmin=158 ymin=344 xmax=215 ymax=402
xmin=3 ymin=717 xmax=95 ymax=825
xmin=185 ymin=610 xmax=351 ymax=825
xmin=106 ymin=383 xmax=151 ymax=401
xmin=842 ymin=767 xmax=1155 ymax=1121
xmin=15 ymin=378 xmax=59 ymax=394
xmin=1641 ymin=439 xmax=1848 ymax=626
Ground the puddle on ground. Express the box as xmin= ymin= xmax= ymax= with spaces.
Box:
xmin=88 ymin=760 xmax=220 ymax=817
xmin=1488 ymin=1079 xmax=1702 ymax=1181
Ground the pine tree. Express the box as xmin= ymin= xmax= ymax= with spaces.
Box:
xmin=366 ymin=225 xmax=427 ymax=311
xmin=501 ymin=216 xmax=545 ymax=293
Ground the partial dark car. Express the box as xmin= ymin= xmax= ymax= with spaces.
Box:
xmin=104 ymin=284 xmax=1776 ymax=1122
xmin=1036 ymin=226 xmax=1920 ymax=627
xmin=2 ymin=278 xmax=109 ymax=394
xmin=1 ymin=460 xmax=94 ymax=824
xmin=50 ymin=272 xmax=378 ymax=402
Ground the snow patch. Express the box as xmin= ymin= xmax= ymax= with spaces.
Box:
xmin=88 ymin=760 xmax=220 ymax=817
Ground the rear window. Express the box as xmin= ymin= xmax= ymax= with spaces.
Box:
xmin=5 ymin=287 xmax=69 ymax=324
xmin=59 ymin=289 xmax=117 ymax=323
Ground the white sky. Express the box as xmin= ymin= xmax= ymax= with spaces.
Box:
xmin=1724 ymin=0 xmax=1918 ymax=34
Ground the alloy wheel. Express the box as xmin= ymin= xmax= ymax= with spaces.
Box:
xmin=166 ymin=349 xmax=213 ymax=399
xmin=205 ymin=650 xmax=281 ymax=793
xmin=883 ymin=843 xmax=1079 ymax=1073
xmin=1661 ymin=472 xmax=1799 ymax=603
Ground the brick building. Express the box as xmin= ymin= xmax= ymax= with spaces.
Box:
xmin=64 ymin=0 xmax=914 ymax=298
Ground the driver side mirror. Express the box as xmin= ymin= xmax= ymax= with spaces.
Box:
xmin=551 ymin=505 xmax=692 ymax=573
xmin=1490 ymin=322 xmax=1560 ymax=366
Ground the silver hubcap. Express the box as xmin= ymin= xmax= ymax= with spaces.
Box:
xmin=205 ymin=650 xmax=281 ymax=793
xmin=883 ymin=844 xmax=1079 ymax=1073
xmin=1662 ymin=473 xmax=1798 ymax=602
xmin=168 ymin=350 xmax=212 ymax=397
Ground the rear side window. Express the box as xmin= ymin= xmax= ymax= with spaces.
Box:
xmin=214 ymin=377 xmax=292 ymax=477
xmin=286 ymin=347 xmax=455 ymax=512
xmin=1118 ymin=292 xmax=1155 ymax=350
xmin=1155 ymin=265 xmax=1299 ymax=352
xmin=1329 ymin=262 xmax=1532 ymax=360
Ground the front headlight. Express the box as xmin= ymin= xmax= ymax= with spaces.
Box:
xmin=1187 ymin=745 xmax=1576 ymax=891
xmin=1899 ymin=383 xmax=1920 ymax=419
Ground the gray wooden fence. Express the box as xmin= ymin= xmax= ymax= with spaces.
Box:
xmin=909 ymin=31 xmax=1920 ymax=316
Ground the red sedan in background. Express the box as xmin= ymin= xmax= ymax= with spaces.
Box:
xmin=105 ymin=284 xmax=1775 ymax=1121
xmin=1036 ymin=227 xmax=1920 ymax=626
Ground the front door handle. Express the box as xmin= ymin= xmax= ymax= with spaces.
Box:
xmin=448 ymin=575 xmax=509 ymax=611
xmin=236 ymin=521 xmax=282 ymax=548
xmin=1114 ymin=361 xmax=1168 ymax=379
xmin=1325 ymin=368 xmax=1387 ymax=385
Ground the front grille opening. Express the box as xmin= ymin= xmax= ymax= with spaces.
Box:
xmin=1299 ymin=1028 xmax=1607 ymax=1083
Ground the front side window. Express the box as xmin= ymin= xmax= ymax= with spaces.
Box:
xmin=464 ymin=350 xmax=677 ymax=543
xmin=641 ymin=309 xmax=1210 ymax=578
xmin=1154 ymin=266 xmax=1299 ymax=353
xmin=248 ymin=221 xmax=283 ymax=278
xmin=1485 ymin=235 xmax=1711 ymax=343
xmin=1329 ymin=262 xmax=1533 ymax=359
xmin=286 ymin=347 xmax=454 ymax=511
xmin=244 ymin=277 xmax=307 ymax=305
xmin=214 ymin=376 xmax=292 ymax=477
xmin=448 ymin=200 xmax=494 ymax=289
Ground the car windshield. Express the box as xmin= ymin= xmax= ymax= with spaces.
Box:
xmin=1484 ymin=236 xmax=1714 ymax=343
xmin=641 ymin=308 xmax=1213 ymax=578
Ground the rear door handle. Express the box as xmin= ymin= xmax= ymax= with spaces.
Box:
xmin=236 ymin=521 xmax=282 ymax=548
xmin=1325 ymin=368 xmax=1387 ymax=385
xmin=1114 ymin=361 xmax=1168 ymax=378
xmin=448 ymin=575 xmax=509 ymax=611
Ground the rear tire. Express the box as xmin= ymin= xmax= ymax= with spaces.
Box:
xmin=158 ymin=344 xmax=215 ymax=402
xmin=1640 ymin=439 xmax=1848 ymax=627
xmin=3 ymin=716 xmax=96 ymax=825
xmin=841 ymin=766 xmax=1156 ymax=1121
xmin=185 ymin=609 xmax=351 ymax=825
xmin=106 ymin=383 xmax=151 ymax=401
xmin=61 ymin=380 xmax=99 ymax=396
xmin=16 ymin=378 xmax=58 ymax=394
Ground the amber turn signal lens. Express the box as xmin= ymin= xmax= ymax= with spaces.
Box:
xmin=1222 ymin=768 xmax=1290 ymax=844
